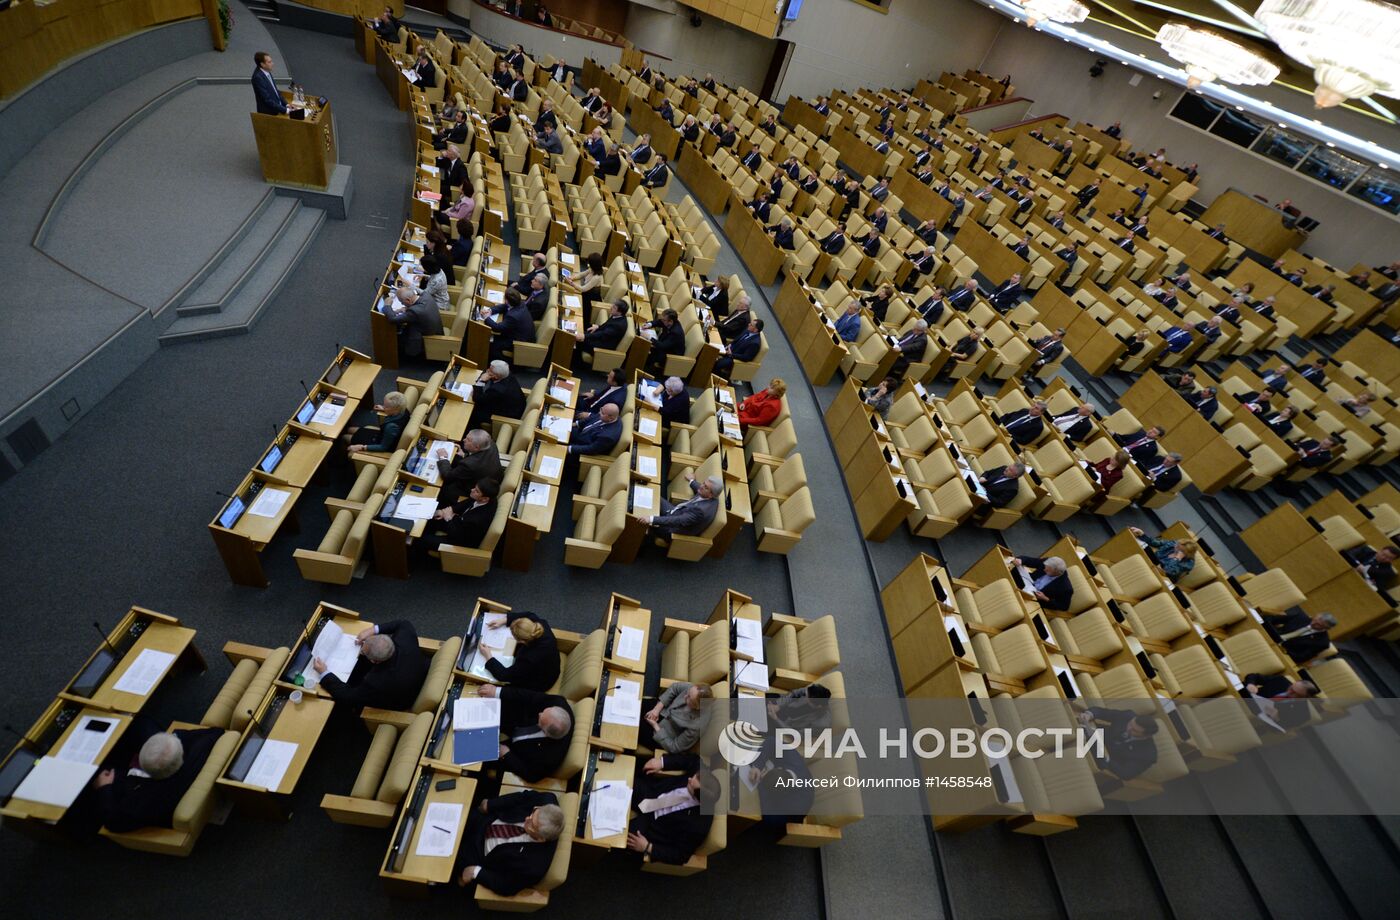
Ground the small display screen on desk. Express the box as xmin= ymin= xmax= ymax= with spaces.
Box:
xmin=260 ymin=444 xmax=284 ymax=474
xmin=219 ymin=496 xmax=247 ymax=530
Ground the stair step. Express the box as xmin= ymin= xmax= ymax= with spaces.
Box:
xmin=1043 ymin=817 xmax=1171 ymax=920
xmin=175 ymin=196 xmax=298 ymax=317
xmin=159 ymin=206 xmax=324 ymax=344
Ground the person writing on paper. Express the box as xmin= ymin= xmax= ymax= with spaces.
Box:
xmin=626 ymin=754 xmax=721 ymax=865
xmin=419 ymin=479 xmax=500 ymax=556
xmin=93 ymin=728 xmax=224 ymax=832
xmin=252 ymin=52 xmax=287 ymax=116
xmin=436 ymin=429 xmax=502 ymax=508
xmin=344 ymin=390 xmax=410 ymax=455
xmin=644 ymin=474 xmax=721 ymax=541
xmin=1008 ymin=555 xmax=1072 ymax=611
xmin=1075 ymin=708 xmax=1158 ymax=780
xmin=640 ymin=682 xmax=714 ymax=753
xmin=314 ymin=620 xmax=427 ymax=711
xmin=481 ymin=610 xmax=560 ymax=691
xmin=1243 ymin=675 xmax=1318 ymax=729
xmin=457 ymin=791 xmax=564 ymax=895
xmin=476 ymin=684 xmax=573 ymax=782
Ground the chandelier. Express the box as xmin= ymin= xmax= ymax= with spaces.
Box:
xmin=1154 ymin=24 xmax=1280 ymax=89
xmin=1017 ymin=0 xmax=1089 ymax=27
xmin=1256 ymin=0 xmax=1400 ymax=108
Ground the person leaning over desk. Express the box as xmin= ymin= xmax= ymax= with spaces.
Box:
xmin=344 ymin=390 xmax=410 ymax=455
xmin=314 ymin=620 xmax=428 ymax=711
xmin=480 ymin=610 xmax=560 ymax=691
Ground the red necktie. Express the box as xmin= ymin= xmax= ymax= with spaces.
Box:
xmin=488 ymin=822 xmax=526 ymax=839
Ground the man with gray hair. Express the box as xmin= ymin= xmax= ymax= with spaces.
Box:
xmin=92 ymin=726 xmax=223 ymax=831
xmin=660 ymin=376 xmax=691 ymax=426
xmin=644 ymin=471 xmax=721 ymax=540
xmin=1262 ymin=610 xmax=1338 ymax=664
xmin=1009 ymin=553 xmax=1073 ymax=611
xmin=1145 ymin=451 xmax=1183 ymax=491
xmin=457 ymin=789 xmax=566 ymax=894
xmin=314 ymin=620 xmax=428 ymax=711
xmin=478 ymin=683 xmax=574 ymax=782
xmin=435 ymin=428 xmax=502 ymax=507
xmin=468 ymin=360 xmax=525 ymax=432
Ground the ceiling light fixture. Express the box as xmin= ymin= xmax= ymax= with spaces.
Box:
xmin=1154 ymin=23 xmax=1280 ymax=89
xmin=1016 ymin=0 xmax=1089 ymax=28
xmin=1256 ymin=0 xmax=1400 ymax=107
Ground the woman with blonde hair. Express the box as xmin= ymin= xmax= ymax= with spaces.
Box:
xmin=482 ymin=610 xmax=559 ymax=691
xmin=345 ymin=391 xmax=410 ymax=455
xmin=738 ymin=377 xmax=787 ymax=432
xmin=1132 ymin=527 xmax=1198 ymax=582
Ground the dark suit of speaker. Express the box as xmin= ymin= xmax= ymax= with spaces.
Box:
xmin=1019 ymin=556 xmax=1073 ymax=611
xmin=97 ymin=727 xmax=223 ymax=832
xmin=629 ymin=753 xmax=710 ymax=864
xmin=469 ymin=376 xmax=526 ymax=432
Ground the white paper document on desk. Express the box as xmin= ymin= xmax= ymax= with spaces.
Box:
xmin=112 ymin=648 xmax=177 ymax=697
xmin=538 ymin=456 xmax=563 ymax=479
xmin=734 ymin=659 xmax=769 ymax=692
xmin=549 ymin=385 xmax=572 ymax=402
xmin=632 ymin=485 xmax=655 ymax=511
xmin=638 ymin=417 xmax=659 ymax=437
xmin=13 ymin=757 xmax=97 ymax=807
xmin=415 ymin=802 xmax=464 ymax=857
xmin=245 ymin=740 xmax=297 ymax=791
xmin=55 ymin=716 xmax=119 ymax=764
xmin=481 ymin=620 xmax=513 ymax=650
xmin=454 ymin=696 xmax=501 ymax=731
xmin=301 ymin=621 xmax=359 ymax=684
xmin=311 ymin=403 xmax=344 ymax=426
xmin=589 ymin=782 xmax=631 ymax=838
xmin=615 ymin=626 xmax=644 ymax=662
xmin=394 ymin=495 xmax=439 ymax=520
xmin=248 ymin=488 xmax=292 ymax=519
xmin=540 ymin=415 xmax=571 ymax=440
xmin=637 ymin=455 xmax=658 ymax=478
xmin=602 ymin=683 xmax=641 ymax=726
xmin=522 ymin=483 xmax=551 ymax=506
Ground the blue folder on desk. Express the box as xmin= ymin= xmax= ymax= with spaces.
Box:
xmin=453 ymin=726 xmax=499 ymax=765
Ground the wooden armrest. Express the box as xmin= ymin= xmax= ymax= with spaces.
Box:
xmin=324 ymin=497 xmax=364 ymax=515
xmin=395 ymin=375 xmax=430 ymax=391
xmin=963 ymin=621 xmax=997 ymax=635
xmin=764 ymin=612 xmax=807 ymax=636
xmin=319 ymin=794 xmax=399 ymax=825
xmin=748 ymin=451 xmax=786 ymax=467
xmin=589 ymin=736 xmax=627 ymax=754
xmin=553 ymin=629 xmax=584 ymax=652
xmin=417 ymin=636 xmax=444 ymax=653
xmin=669 ymin=451 xmax=706 ymax=468
xmin=771 ymin=666 xmax=818 ymax=689
xmin=661 ymin=617 xmax=706 ymax=642
xmin=361 ymin=708 xmax=415 ymax=729
xmin=222 ymin=641 xmax=273 ymax=665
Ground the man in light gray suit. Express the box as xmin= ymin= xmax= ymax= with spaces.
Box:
xmin=644 ymin=474 xmax=720 ymax=539
xmin=383 ymin=283 xmax=443 ymax=359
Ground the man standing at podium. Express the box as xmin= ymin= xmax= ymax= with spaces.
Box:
xmin=252 ymin=52 xmax=286 ymax=116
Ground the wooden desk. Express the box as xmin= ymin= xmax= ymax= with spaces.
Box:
xmin=1200 ymin=189 xmax=1307 ymax=258
xmin=0 ymin=703 xmax=134 ymax=825
xmin=602 ymin=595 xmax=651 ymax=674
xmin=88 ymin=621 xmax=198 ymax=714
xmin=576 ymin=751 xmax=636 ymax=851
xmin=595 ymin=670 xmax=642 ymax=751
xmin=218 ymin=688 xmax=335 ymax=817
xmin=209 ymin=470 xmax=304 ymax=588
xmin=380 ymin=767 xmax=479 ymax=893
xmin=251 ymin=93 xmax=337 ymax=189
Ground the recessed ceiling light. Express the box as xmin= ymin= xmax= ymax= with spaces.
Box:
xmin=1278 ymin=123 xmax=1287 ymax=127
xmin=1380 ymin=163 xmax=1390 ymax=169
xmin=1326 ymin=141 xmax=1335 ymax=147
xmin=1235 ymin=105 xmax=1243 ymax=110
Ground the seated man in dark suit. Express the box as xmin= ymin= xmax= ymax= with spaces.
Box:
xmin=1298 ymin=361 xmax=1328 ymax=386
xmin=890 ymin=320 xmax=930 ymax=378
xmin=988 ymin=273 xmax=1024 ymax=313
xmin=977 ymin=463 xmax=1023 ymax=509
xmin=718 ymin=124 xmax=737 ymax=148
xmin=859 ymin=228 xmax=882 ymax=258
xmin=747 ymin=191 xmax=772 ymax=223
xmin=714 ymin=319 xmax=762 ymax=379
xmin=1113 ymin=425 xmax=1166 ymax=464
xmin=767 ymin=218 xmax=796 ymax=251
xmin=946 ymin=280 xmax=978 ymax=312
xmin=1000 ymin=401 xmax=1047 ymax=446
xmin=1194 ymin=316 xmax=1224 ymax=343
xmin=478 ymin=683 xmax=574 ymax=782
xmin=1188 ymin=386 xmax=1219 ymax=419
xmin=1028 ymin=328 xmax=1066 ymax=372
xmin=1292 ymin=435 xmax=1340 ymax=469
xmin=1161 ymin=325 xmax=1194 ymax=354
xmin=512 ymin=252 xmax=549 ymax=295
xmin=626 ymin=753 xmax=721 ymax=865
xmin=1142 ymin=452 xmax=1183 ymax=491
xmin=93 ymin=727 xmax=224 ymax=832
xmin=642 ymin=154 xmax=671 ymax=189
xmin=644 ymin=309 xmax=686 ymax=375
xmin=1243 ymin=675 xmax=1318 ymax=729
xmin=483 ymin=291 xmax=535 ymax=363
xmin=569 ymin=403 xmax=622 ymax=457
xmin=679 ymin=117 xmax=700 ymax=143
xmin=1235 ymin=387 xmax=1275 ymax=415
xmin=1008 ymin=234 xmax=1032 ymax=260
xmin=574 ymin=300 xmax=629 ymax=362
xmin=740 ymin=146 xmax=762 ymax=171
xmin=435 ymin=428 xmax=503 ymax=508
xmin=1262 ymin=406 xmax=1297 ymax=437
xmin=468 ymin=360 xmax=526 ymax=432
xmin=819 ymin=224 xmax=848 ymax=255
xmin=1011 ymin=555 xmax=1073 ymax=611
xmin=644 ymin=474 xmax=721 ymax=539
xmin=947 ymin=329 xmax=983 ymax=365
xmin=1049 ymin=403 xmax=1094 ymax=443
xmin=655 ymin=376 xmax=691 ymax=427
xmin=629 ymin=133 xmax=653 ymax=165
xmin=456 ymin=790 xmax=565 ymax=894
xmin=314 ymin=620 xmax=428 ymax=711
xmin=1076 ymin=708 xmax=1158 ymax=780
xmin=1341 ymin=545 xmax=1398 ymax=589
xmin=1262 ymin=611 xmax=1336 ymax=664
xmin=595 ymin=143 xmax=623 ymax=176
xmin=419 ymin=480 xmax=499 ymax=556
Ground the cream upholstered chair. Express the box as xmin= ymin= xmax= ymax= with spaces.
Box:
xmin=293 ymin=494 xmax=385 ymax=585
xmin=1048 ymin=608 xmax=1123 ymax=662
xmin=660 ymin=619 xmax=731 ymax=687
xmin=99 ymin=725 xmax=240 ymax=856
xmin=1219 ymin=631 xmax=1286 ymax=677
xmin=1098 ymin=554 xmax=1166 ymax=601
xmin=202 ymin=647 xmax=290 ymax=730
xmin=474 ymin=792 xmax=580 ymax=912
xmin=1007 ymin=750 xmax=1104 ymax=832
xmin=549 ymin=629 xmax=607 ymax=702
xmin=754 ymin=487 xmax=815 ymax=554
xmin=953 ymin=579 xmax=1025 ymax=631
xmin=1150 ymin=645 xmax=1229 ymax=697
xmin=1237 ymin=569 xmax=1306 ymax=613
xmin=436 ymin=489 xmax=514 ymax=577
xmin=1185 ymin=581 xmax=1248 ymax=629
xmin=969 ymin=623 xmax=1047 ymax=686
xmin=1076 ymin=663 xmax=1156 ymax=714
xmin=1176 ymin=697 xmax=1262 ymax=762
xmin=320 ymin=711 xmax=435 ymax=826
xmin=1120 ymin=593 xmax=1192 ymax=643
xmin=564 ymin=489 xmax=629 ymax=568
xmin=765 ymin=614 xmax=840 ymax=688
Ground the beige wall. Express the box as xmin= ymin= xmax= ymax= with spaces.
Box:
xmin=979 ymin=23 xmax=1400 ymax=266
xmin=623 ymin=5 xmax=775 ymax=91
xmin=775 ymin=0 xmax=1004 ymax=102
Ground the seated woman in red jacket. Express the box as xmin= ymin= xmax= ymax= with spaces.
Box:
xmin=1091 ymin=449 xmax=1130 ymax=492
xmin=738 ymin=378 xmax=787 ymax=432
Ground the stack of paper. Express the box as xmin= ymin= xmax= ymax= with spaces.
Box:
xmin=55 ymin=716 xmax=118 ymax=764
xmin=638 ymin=417 xmax=659 ymax=437
xmin=637 ymin=455 xmax=658 ymax=478
xmin=602 ymin=678 xmax=641 ymax=726
xmin=454 ymin=697 xmax=501 ymax=730
xmin=633 ymin=485 xmax=655 ymax=510
xmin=112 ymin=649 xmax=177 ymax=697
xmin=549 ymin=384 xmax=572 ymax=402
xmin=522 ymin=483 xmax=551 ymax=506
xmin=734 ymin=659 xmax=769 ymax=692
xmin=245 ymin=739 xmax=298 ymax=791
xmin=300 ymin=621 xmax=359 ymax=684
xmin=589 ymin=782 xmax=631 ymax=838
xmin=415 ymin=802 xmax=464 ymax=857
xmin=538 ymin=456 xmax=563 ymax=479
xmin=13 ymin=758 xmax=98 ymax=807
xmin=733 ymin=618 xmax=764 ymax=662
xmin=481 ymin=619 xmax=513 ymax=650
xmin=615 ymin=626 xmax=644 ymax=662
xmin=248 ymin=488 xmax=292 ymax=519
xmin=394 ymin=495 xmax=439 ymax=520
xmin=540 ymin=415 xmax=571 ymax=440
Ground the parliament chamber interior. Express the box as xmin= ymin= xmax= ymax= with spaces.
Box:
xmin=3 ymin=0 xmax=1400 ymax=917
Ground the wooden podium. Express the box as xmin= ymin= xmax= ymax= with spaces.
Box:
xmin=251 ymin=92 xmax=337 ymax=189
